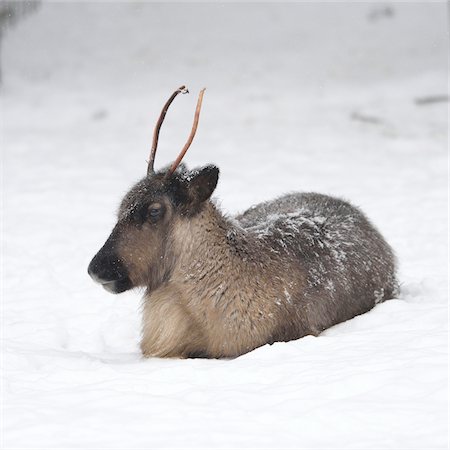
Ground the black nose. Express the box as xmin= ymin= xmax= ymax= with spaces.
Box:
xmin=87 ymin=258 xmax=105 ymax=284
xmin=88 ymin=251 xmax=132 ymax=294
xmin=88 ymin=251 xmax=125 ymax=283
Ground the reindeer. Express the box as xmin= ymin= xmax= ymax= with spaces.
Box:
xmin=88 ymin=86 xmax=398 ymax=359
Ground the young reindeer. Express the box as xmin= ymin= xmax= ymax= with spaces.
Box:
xmin=88 ymin=86 xmax=398 ymax=359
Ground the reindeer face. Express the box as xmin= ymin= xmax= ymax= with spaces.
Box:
xmin=88 ymin=86 xmax=213 ymax=294
xmin=88 ymin=166 xmax=219 ymax=294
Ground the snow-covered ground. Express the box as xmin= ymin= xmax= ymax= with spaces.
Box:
xmin=2 ymin=2 xmax=448 ymax=448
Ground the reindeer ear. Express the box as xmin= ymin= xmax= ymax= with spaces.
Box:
xmin=187 ymin=165 xmax=219 ymax=204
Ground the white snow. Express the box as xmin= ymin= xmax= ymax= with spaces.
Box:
xmin=2 ymin=2 xmax=448 ymax=449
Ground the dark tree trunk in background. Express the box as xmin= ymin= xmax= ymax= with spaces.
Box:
xmin=0 ymin=0 xmax=40 ymax=84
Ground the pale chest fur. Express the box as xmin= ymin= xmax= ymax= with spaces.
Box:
xmin=140 ymin=204 xmax=305 ymax=358
xmin=142 ymin=269 xmax=300 ymax=358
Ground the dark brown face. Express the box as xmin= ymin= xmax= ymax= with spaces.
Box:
xmin=88 ymin=165 xmax=219 ymax=294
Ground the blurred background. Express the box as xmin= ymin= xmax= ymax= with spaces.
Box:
xmin=3 ymin=1 xmax=447 ymax=303
xmin=2 ymin=2 xmax=448 ymax=448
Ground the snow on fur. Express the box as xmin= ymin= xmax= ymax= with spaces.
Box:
xmin=2 ymin=3 xmax=447 ymax=449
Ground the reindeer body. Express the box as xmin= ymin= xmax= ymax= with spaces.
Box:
xmin=88 ymin=86 xmax=398 ymax=359
xmin=138 ymin=189 xmax=397 ymax=358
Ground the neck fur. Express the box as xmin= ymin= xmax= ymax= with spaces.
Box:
xmin=170 ymin=201 xmax=251 ymax=282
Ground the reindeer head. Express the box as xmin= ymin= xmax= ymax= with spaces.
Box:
xmin=88 ymin=87 xmax=218 ymax=294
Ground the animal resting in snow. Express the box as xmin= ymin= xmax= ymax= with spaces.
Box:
xmin=88 ymin=86 xmax=399 ymax=359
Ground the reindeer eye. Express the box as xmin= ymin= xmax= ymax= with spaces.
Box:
xmin=147 ymin=203 xmax=163 ymax=222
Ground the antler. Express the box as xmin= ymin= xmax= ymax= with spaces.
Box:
xmin=166 ymin=88 xmax=206 ymax=178
xmin=147 ymin=85 xmax=189 ymax=175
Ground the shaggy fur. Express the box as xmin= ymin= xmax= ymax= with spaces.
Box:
xmin=88 ymin=165 xmax=398 ymax=359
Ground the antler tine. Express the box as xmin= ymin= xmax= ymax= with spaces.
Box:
xmin=147 ymin=85 xmax=189 ymax=176
xmin=166 ymin=88 xmax=206 ymax=178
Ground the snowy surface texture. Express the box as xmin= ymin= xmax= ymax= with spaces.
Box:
xmin=2 ymin=2 xmax=448 ymax=449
